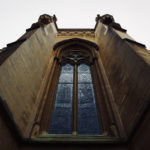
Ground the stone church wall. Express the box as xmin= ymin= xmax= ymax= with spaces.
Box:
xmin=0 ymin=23 xmax=57 ymax=137
xmin=95 ymin=22 xmax=150 ymax=137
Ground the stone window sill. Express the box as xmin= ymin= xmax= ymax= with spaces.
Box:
xmin=31 ymin=134 xmax=122 ymax=144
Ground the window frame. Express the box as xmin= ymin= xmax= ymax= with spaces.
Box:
xmin=30 ymin=39 xmax=125 ymax=141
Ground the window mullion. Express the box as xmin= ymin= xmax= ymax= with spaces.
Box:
xmin=72 ymin=64 xmax=78 ymax=135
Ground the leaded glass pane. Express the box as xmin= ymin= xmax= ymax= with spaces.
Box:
xmin=78 ymin=64 xmax=92 ymax=83
xmin=59 ymin=64 xmax=73 ymax=83
xmin=78 ymin=84 xmax=95 ymax=104
xmin=78 ymin=73 xmax=92 ymax=83
xmin=78 ymin=64 xmax=90 ymax=73
xmin=78 ymin=64 xmax=101 ymax=135
xmin=49 ymin=64 xmax=73 ymax=134
xmin=55 ymin=84 xmax=73 ymax=104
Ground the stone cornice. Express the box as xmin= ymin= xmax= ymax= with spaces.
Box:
xmin=57 ymin=30 xmax=95 ymax=37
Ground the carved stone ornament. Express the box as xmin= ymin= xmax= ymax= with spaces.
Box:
xmin=96 ymin=14 xmax=124 ymax=31
xmin=100 ymin=14 xmax=115 ymax=25
xmin=29 ymin=14 xmax=57 ymax=31
xmin=38 ymin=14 xmax=53 ymax=24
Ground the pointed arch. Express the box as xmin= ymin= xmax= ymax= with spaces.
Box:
xmin=33 ymin=37 xmax=121 ymax=139
xmin=53 ymin=38 xmax=99 ymax=51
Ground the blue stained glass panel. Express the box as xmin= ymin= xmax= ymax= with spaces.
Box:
xmin=55 ymin=84 xmax=73 ymax=104
xmin=78 ymin=64 xmax=101 ymax=135
xmin=78 ymin=73 xmax=92 ymax=83
xmin=78 ymin=64 xmax=90 ymax=73
xmin=78 ymin=64 xmax=92 ymax=83
xmin=49 ymin=64 xmax=73 ymax=134
xmin=59 ymin=64 xmax=73 ymax=83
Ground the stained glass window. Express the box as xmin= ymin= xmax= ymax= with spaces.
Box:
xmin=49 ymin=64 xmax=73 ymax=134
xmin=49 ymin=63 xmax=101 ymax=135
xmin=78 ymin=64 xmax=101 ymax=135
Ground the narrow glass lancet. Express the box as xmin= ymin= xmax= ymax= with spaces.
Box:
xmin=77 ymin=64 xmax=101 ymax=135
xmin=49 ymin=64 xmax=73 ymax=134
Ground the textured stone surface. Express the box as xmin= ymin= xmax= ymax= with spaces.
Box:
xmin=0 ymin=23 xmax=57 ymax=137
xmin=131 ymin=105 xmax=150 ymax=150
xmin=95 ymin=21 xmax=150 ymax=137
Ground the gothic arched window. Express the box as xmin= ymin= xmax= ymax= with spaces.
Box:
xmin=33 ymin=39 xmax=122 ymax=140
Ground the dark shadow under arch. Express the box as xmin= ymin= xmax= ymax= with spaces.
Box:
xmin=53 ymin=38 xmax=99 ymax=50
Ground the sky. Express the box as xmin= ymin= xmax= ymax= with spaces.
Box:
xmin=0 ymin=0 xmax=150 ymax=49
